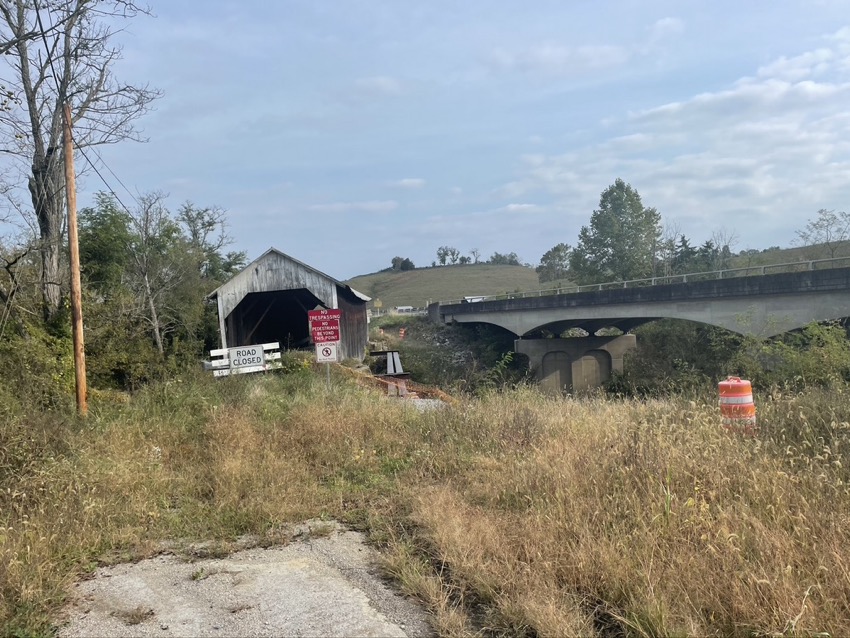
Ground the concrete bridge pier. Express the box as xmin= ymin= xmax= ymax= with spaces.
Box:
xmin=515 ymin=335 xmax=636 ymax=394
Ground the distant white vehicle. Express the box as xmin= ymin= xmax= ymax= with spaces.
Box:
xmin=394 ymin=305 xmax=414 ymax=313
xmin=462 ymin=296 xmax=487 ymax=303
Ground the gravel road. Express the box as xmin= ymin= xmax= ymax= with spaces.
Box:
xmin=57 ymin=522 xmax=433 ymax=637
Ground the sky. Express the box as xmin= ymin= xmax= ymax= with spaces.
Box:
xmin=37 ymin=1 xmax=850 ymax=278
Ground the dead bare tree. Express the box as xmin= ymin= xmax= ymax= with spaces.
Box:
xmin=125 ymin=192 xmax=178 ymax=354
xmin=657 ymin=219 xmax=682 ymax=277
xmin=710 ymin=227 xmax=739 ymax=270
xmin=0 ymin=0 xmax=160 ymax=321
xmin=795 ymin=209 xmax=850 ymax=260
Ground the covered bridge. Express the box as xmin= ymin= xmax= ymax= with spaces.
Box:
xmin=209 ymin=248 xmax=370 ymax=361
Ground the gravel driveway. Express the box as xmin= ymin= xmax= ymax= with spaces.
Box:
xmin=57 ymin=522 xmax=433 ymax=637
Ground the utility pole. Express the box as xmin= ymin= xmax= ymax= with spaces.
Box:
xmin=63 ymin=103 xmax=87 ymax=417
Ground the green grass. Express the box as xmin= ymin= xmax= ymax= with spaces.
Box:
xmin=346 ymin=264 xmax=570 ymax=309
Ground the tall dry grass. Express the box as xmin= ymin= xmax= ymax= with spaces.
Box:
xmin=2 ymin=364 xmax=850 ymax=636
xmin=400 ymin=389 xmax=850 ymax=636
xmin=0 ymin=363 xmax=423 ymax=634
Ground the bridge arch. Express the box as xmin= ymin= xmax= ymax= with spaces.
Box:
xmin=517 ymin=337 xmax=633 ymax=394
xmin=541 ymin=351 xmax=570 ymax=394
xmin=573 ymin=349 xmax=612 ymax=392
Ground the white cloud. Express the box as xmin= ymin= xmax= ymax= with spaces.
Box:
xmin=308 ymin=200 xmax=398 ymax=214
xmin=756 ymin=49 xmax=835 ymax=82
xmin=390 ymin=178 xmax=426 ymax=189
xmin=826 ymin=25 xmax=850 ymax=48
xmin=497 ymin=28 xmax=850 ymax=248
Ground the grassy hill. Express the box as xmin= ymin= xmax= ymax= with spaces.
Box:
xmin=346 ymin=264 xmax=573 ymax=309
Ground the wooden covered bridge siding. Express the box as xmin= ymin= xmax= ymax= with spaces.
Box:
xmin=210 ymin=248 xmax=370 ymax=361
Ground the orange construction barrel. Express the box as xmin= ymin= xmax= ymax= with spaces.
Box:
xmin=718 ymin=376 xmax=757 ymax=435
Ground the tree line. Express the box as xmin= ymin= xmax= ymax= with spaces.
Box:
xmin=78 ymin=193 xmax=245 ymax=381
xmin=388 ymin=247 xmax=524 ymax=271
xmin=0 ymin=3 xmax=245 ymax=392
xmin=534 ymin=178 xmax=737 ymax=285
xmin=536 ymin=179 xmax=849 ymax=285
xmin=0 ymin=0 xmax=160 ymax=324
xmin=1 ymin=190 xmax=245 ymax=390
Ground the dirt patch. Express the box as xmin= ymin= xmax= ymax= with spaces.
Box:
xmin=57 ymin=522 xmax=433 ymax=637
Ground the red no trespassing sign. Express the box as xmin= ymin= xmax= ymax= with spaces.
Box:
xmin=308 ymin=309 xmax=342 ymax=343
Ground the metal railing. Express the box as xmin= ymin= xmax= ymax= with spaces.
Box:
xmin=437 ymin=256 xmax=850 ymax=306
xmin=369 ymin=308 xmax=428 ymax=317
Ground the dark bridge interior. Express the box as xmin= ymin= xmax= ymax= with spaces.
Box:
xmin=226 ymin=289 xmax=321 ymax=349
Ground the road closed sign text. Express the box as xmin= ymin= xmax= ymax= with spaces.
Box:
xmin=229 ymin=345 xmax=265 ymax=368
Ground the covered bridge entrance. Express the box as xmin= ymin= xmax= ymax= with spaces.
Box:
xmin=209 ymin=248 xmax=370 ymax=361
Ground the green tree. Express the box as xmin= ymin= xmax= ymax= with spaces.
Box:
xmin=488 ymin=251 xmax=521 ymax=266
xmin=672 ymin=235 xmax=697 ymax=274
xmin=536 ymin=242 xmax=572 ymax=283
xmin=0 ymin=0 xmax=159 ymax=321
xmin=79 ymin=193 xmax=133 ymax=293
xmin=436 ymin=246 xmax=460 ymax=265
xmin=694 ymin=240 xmax=719 ymax=272
xmin=569 ymin=179 xmax=662 ymax=284
xmin=126 ymin=193 xmax=198 ymax=353
xmin=390 ymin=256 xmax=415 ymax=271
xmin=177 ymin=202 xmax=246 ymax=281
xmin=79 ymin=192 xmax=240 ymax=361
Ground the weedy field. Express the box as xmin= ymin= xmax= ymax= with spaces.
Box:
xmin=2 ymin=358 xmax=850 ymax=636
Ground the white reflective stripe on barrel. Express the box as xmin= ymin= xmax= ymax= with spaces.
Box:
xmin=723 ymin=417 xmax=757 ymax=425
xmin=719 ymin=395 xmax=753 ymax=404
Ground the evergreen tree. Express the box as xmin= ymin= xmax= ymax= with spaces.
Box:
xmin=673 ymin=235 xmax=697 ymax=274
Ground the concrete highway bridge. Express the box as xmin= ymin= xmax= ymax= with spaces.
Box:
xmin=427 ymin=259 xmax=850 ymax=393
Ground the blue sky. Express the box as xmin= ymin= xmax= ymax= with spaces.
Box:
xmin=71 ymin=1 xmax=850 ymax=278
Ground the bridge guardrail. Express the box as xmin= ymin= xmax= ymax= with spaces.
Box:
xmin=437 ymin=256 xmax=850 ymax=305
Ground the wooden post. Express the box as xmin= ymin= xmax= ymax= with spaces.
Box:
xmin=63 ymin=103 xmax=87 ymax=417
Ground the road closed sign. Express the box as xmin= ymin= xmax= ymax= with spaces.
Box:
xmin=228 ymin=345 xmax=265 ymax=369
xmin=315 ymin=343 xmax=339 ymax=363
